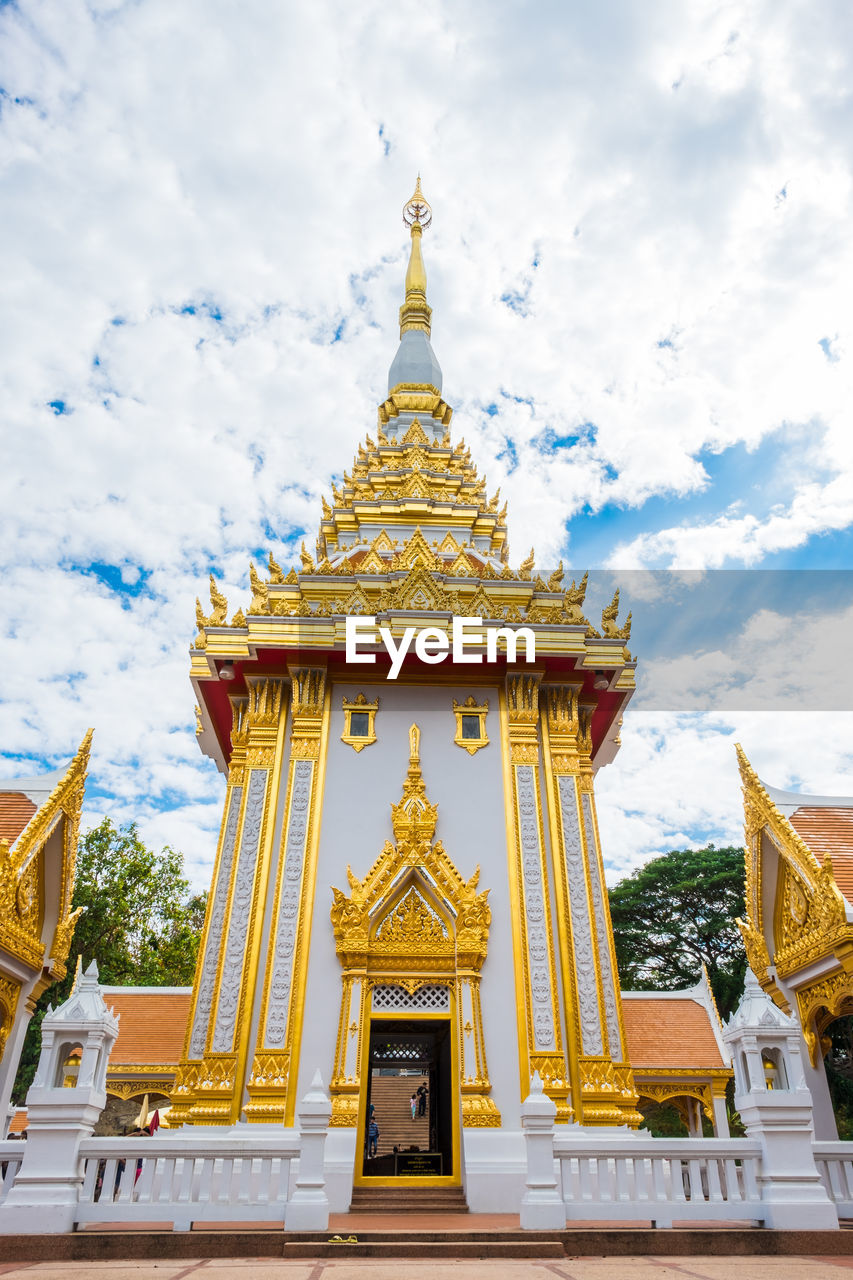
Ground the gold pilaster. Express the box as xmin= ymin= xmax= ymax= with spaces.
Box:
xmin=170 ymin=697 xmax=250 ymax=1126
xmin=329 ymin=973 xmax=365 ymax=1127
xmin=542 ymin=683 xmax=640 ymax=1127
xmin=458 ymin=973 xmax=501 ymax=1127
xmin=0 ymin=975 xmax=22 ymax=1063
xmin=503 ymin=672 xmax=570 ymax=1120
xmin=174 ymin=680 xmax=288 ymax=1126
xmin=245 ymin=665 xmax=330 ymax=1123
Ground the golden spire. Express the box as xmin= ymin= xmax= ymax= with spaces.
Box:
xmin=400 ymin=176 xmax=433 ymax=338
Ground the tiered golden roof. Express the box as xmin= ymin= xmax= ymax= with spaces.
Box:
xmin=190 ymin=183 xmax=635 ymax=767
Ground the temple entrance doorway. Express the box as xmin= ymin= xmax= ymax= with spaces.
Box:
xmin=358 ymin=1018 xmax=457 ymax=1185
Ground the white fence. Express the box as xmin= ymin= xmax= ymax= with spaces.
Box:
xmin=554 ymin=1135 xmax=765 ymax=1226
xmin=815 ymin=1143 xmax=853 ymax=1220
xmin=76 ymin=1133 xmax=301 ymax=1230
xmin=0 ymin=1143 xmax=24 ymax=1206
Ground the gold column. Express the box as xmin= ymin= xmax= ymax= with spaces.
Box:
xmin=502 ymin=672 xmax=570 ymax=1120
xmin=458 ymin=973 xmax=501 ymax=1127
xmin=542 ymin=683 xmax=640 ymax=1126
xmin=0 ymin=976 xmax=22 ymax=1064
xmin=245 ymin=665 xmax=330 ymax=1124
xmin=171 ymin=696 xmax=250 ymax=1126
xmin=172 ymin=678 xmax=287 ymax=1126
xmin=328 ymin=973 xmax=366 ymax=1127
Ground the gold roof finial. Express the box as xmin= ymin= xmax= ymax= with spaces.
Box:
xmin=403 ymin=175 xmax=432 ymax=230
xmin=400 ymin=176 xmax=432 ymax=337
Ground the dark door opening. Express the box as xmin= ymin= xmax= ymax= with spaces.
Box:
xmin=362 ymin=1019 xmax=453 ymax=1179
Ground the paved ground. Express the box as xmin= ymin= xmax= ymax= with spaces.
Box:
xmin=1 ymin=1259 xmax=853 ymax=1278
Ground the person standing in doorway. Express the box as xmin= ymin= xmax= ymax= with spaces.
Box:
xmin=410 ymin=1092 xmax=417 ymax=1120
xmin=367 ymin=1116 xmax=379 ymax=1158
xmin=417 ymin=1081 xmax=427 ymax=1117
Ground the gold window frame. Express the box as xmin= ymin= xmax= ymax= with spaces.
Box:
xmin=452 ymin=696 xmax=489 ymax=754
xmin=341 ymin=693 xmax=379 ymax=752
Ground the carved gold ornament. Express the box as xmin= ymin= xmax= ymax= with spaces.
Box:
xmin=736 ymin=745 xmax=853 ymax=1004
xmin=0 ymin=974 xmax=21 ymax=1060
xmin=0 ymin=730 xmax=91 ymax=978
xmin=797 ymin=970 xmax=853 ymax=1067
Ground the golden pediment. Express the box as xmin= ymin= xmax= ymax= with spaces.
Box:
xmin=330 ymin=723 xmax=490 ymax=968
xmin=374 ymin=886 xmax=451 ymax=952
xmin=402 ymin=417 xmax=430 ymax=446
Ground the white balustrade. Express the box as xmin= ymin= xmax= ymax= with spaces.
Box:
xmin=553 ymin=1134 xmax=764 ymax=1227
xmin=814 ymin=1143 xmax=853 ymax=1219
xmin=0 ymin=1143 xmax=24 ymax=1205
xmin=76 ymin=1132 xmax=301 ymax=1231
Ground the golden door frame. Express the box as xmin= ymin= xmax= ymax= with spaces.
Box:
xmin=328 ymin=725 xmax=500 ymax=1187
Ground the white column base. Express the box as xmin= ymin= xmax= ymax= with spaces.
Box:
xmin=760 ymin=1194 xmax=838 ymax=1231
xmin=520 ymin=1190 xmax=565 ymax=1230
xmin=0 ymin=1202 xmax=77 ymax=1234
xmin=286 ymin=1196 xmax=330 ymax=1231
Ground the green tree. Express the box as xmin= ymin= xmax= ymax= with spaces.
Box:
xmin=12 ymin=817 xmax=207 ymax=1103
xmin=608 ymin=844 xmax=747 ymax=1017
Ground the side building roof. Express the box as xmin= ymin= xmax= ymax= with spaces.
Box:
xmin=621 ymin=969 xmax=729 ymax=1070
xmin=761 ymin=776 xmax=853 ymax=904
xmin=101 ymin=987 xmax=192 ymax=1066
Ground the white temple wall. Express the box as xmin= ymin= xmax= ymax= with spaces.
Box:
xmin=294 ymin=678 xmax=522 ymax=1127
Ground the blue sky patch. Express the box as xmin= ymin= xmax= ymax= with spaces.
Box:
xmin=74 ymin=561 xmax=154 ymax=601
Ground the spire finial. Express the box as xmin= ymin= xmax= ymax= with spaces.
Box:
xmin=400 ymin=177 xmax=432 ymax=337
xmin=403 ymin=174 xmax=432 ymax=230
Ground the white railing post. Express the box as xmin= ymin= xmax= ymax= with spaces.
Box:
xmin=0 ymin=961 xmax=119 ymax=1234
xmin=722 ymin=969 xmax=838 ymax=1230
xmin=520 ymin=1071 xmax=565 ymax=1229
xmin=286 ymin=1069 xmax=331 ymax=1231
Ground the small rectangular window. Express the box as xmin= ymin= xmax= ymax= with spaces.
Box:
xmin=453 ymin=697 xmax=489 ymax=753
xmin=349 ymin=711 xmax=370 ymax=737
xmin=341 ymin=694 xmax=379 ymax=751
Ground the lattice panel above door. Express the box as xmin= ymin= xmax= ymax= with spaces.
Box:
xmin=372 ymin=984 xmax=450 ymax=1012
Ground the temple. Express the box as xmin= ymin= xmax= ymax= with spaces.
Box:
xmin=84 ymin=183 xmax=732 ymax=1204
xmin=0 ymin=732 xmax=92 ymax=1125
xmin=736 ymin=745 xmax=853 ymax=1139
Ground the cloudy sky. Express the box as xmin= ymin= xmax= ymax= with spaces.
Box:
xmin=1 ymin=0 xmax=852 ymax=888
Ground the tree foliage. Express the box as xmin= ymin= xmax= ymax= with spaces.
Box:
xmin=13 ymin=818 xmax=206 ymax=1103
xmin=608 ymin=844 xmax=747 ymax=1018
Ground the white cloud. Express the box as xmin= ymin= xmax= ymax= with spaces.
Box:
xmin=596 ymin=708 xmax=853 ymax=884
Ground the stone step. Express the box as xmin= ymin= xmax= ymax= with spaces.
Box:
xmin=346 ymin=1203 xmax=471 ymax=1214
xmin=350 ymin=1185 xmax=468 ymax=1214
xmin=290 ymin=1230 xmax=564 ymax=1243
xmin=350 ymin=1187 xmax=466 ymax=1204
xmin=284 ymin=1239 xmax=565 ymax=1259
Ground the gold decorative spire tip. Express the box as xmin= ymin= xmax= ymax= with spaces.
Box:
xmin=399 ymin=179 xmax=432 ymax=337
xmin=403 ymin=175 xmax=432 ymax=230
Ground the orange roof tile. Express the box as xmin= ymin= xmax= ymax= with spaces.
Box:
xmin=622 ymin=997 xmax=725 ymax=1069
xmin=106 ymin=990 xmax=192 ymax=1066
xmin=8 ymin=1110 xmax=28 ymax=1134
xmin=788 ymin=806 xmax=853 ymax=901
xmin=0 ymin=793 xmax=36 ymax=843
